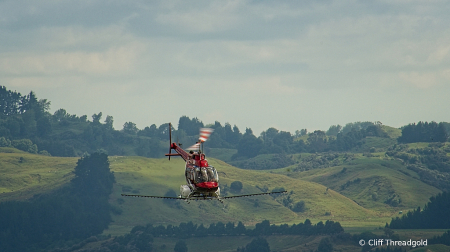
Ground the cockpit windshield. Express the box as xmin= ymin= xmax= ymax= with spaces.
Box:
xmin=194 ymin=166 xmax=218 ymax=183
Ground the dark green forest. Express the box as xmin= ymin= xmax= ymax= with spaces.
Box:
xmin=388 ymin=192 xmax=450 ymax=229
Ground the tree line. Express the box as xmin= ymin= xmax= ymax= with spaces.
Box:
xmin=65 ymin=219 xmax=343 ymax=252
xmin=128 ymin=219 xmax=343 ymax=238
xmin=398 ymin=121 xmax=448 ymax=143
xmin=388 ymin=191 xmax=450 ymax=229
xmin=1 ymin=86 xmax=449 ymax=160
xmin=231 ymin=122 xmax=389 ymax=160
xmin=0 ymin=151 xmax=115 ymax=252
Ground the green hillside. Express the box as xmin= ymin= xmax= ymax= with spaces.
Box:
xmin=104 ymin=156 xmax=393 ymax=236
xmin=381 ymin=125 xmax=402 ymax=139
xmin=274 ymin=153 xmax=441 ymax=212
xmin=0 ymin=148 xmax=443 ymax=240
xmin=0 ymin=147 xmax=77 ymax=202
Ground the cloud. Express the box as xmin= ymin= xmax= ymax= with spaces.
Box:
xmin=399 ymin=68 xmax=450 ymax=89
xmin=0 ymin=44 xmax=143 ymax=76
xmin=399 ymin=71 xmax=438 ymax=89
xmin=155 ymin=0 xmax=244 ymax=33
xmin=426 ymin=45 xmax=450 ymax=65
xmin=2 ymin=0 xmax=450 ymax=133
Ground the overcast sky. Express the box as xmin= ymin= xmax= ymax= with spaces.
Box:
xmin=1 ymin=0 xmax=449 ymax=135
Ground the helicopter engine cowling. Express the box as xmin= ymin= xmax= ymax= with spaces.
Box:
xmin=180 ymin=185 xmax=191 ymax=198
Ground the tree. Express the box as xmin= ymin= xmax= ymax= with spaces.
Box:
xmin=225 ymin=222 xmax=235 ymax=235
xmin=158 ymin=123 xmax=172 ymax=139
xmin=92 ymin=112 xmax=102 ymax=124
xmin=104 ymin=115 xmax=114 ymax=130
xmin=398 ymin=121 xmax=448 ymax=143
xmin=123 ymin=121 xmax=138 ymax=135
xmin=262 ymin=127 xmax=279 ymax=142
xmin=300 ymin=128 xmax=307 ymax=136
xmin=341 ymin=121 xmax=374 ymax=135
xmin=178 ymin=116 xmax=204 ymax=136
xmin=307 ymin=130 xmax=328 ymax=152
xmin=236 ymin=128 xmax=263 ymax=158
xmin=0 ymin=86 xmax=22 ymax=115
xmin=326 ymin=124 xmax=342 ymax=136
xmin=139 ymin=124 xmax=158 ymax=138
xmin=230 ymin=181 xmax=243 ymax=192
xmin=0 ymin=137 xmax=11 ymax=147
xmin=195 ymin=224 xmax=208 ymax=237
xmin=317 ymin=237 xmax=333 ymax=252
xmin=53 ymin=108 xmax=68 ymax=122
xmin=292 ymin=200 xmax=306 ymax=212
xmin=174 ymin=240 xmax=188 ymax=252
xmin=244 ymin=237 xmax=270 ymax=252
xmin=272 ymin=131 xmax=293 ymax=152
xmin=71 ymin=151 xmax=115 ymax=196
xmin=36 ymin=116 xmax=52 ymax=136
xmin=235 ymin=221 xmax=246 ymax=235
xmin=11 ymin=139 xmax=38 ymax=153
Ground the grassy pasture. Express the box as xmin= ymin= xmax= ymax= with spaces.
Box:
xmin=104 ymin=156 xmax=392 ymax=236
xmin=359 ymin=136 xmax=397 ymax=151
xmin=0 ymin=147 xmax=77 ymax=202
xmin=207 ymin=148 xmax=237 ymax=162
xmin=0 ymin=148 xmax=445 ymax=249
xmin=286 ymin=154 xmax=440 ymax=212
xmin=381 ymin=125 xmax=402 ymax=139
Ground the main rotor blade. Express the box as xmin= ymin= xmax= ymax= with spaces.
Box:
xmin=121 ymin=194 xmax=185 ymax=199
xmin=222 ymin=191 xmax=287 ymax=199
xmin=121 ymin=194 xmax=214 ymax=200
xmin=122 ymin=190 xmax=287 ymax=200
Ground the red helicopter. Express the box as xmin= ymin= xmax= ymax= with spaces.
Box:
xmin=122 ymin=123 xmax=286 ymax=202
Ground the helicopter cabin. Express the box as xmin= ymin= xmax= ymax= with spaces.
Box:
xmin=185 ymin=153 xmax=219 ymax=190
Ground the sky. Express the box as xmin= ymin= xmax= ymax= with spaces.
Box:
xmin=1 ymin=0 xmax=449 ymax=135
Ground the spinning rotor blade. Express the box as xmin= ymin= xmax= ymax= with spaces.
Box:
xmin=121 ymin=194 xmax=184 ymax=199
xmin=121 ymin=194 xmax=206 ymax=200
xmin=186 ymin=143 xmax=200 ymax=151
xmin=222 ymin=190 xmax=287 ymax=199
xmin=199 ymin=128 xmax=214 ymax=142
xmin=121 ymin=191 xmax=287 ymax=200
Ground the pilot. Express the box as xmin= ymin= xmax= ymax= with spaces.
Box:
xmin=195 ymin=167 xmax=201 ymax=182
xmin=201 ymin=167 xmax=208 ymax=182
xmin=207 ymin=167 xmax=216 ymax=182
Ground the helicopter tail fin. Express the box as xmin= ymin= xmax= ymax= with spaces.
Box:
xmin=168 ymin=122 xmax=172 ymax=160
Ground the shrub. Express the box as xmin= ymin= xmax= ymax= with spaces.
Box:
xmin=11 ymin=139 xmax=38 ymax=153
xmin=230 ymin=181 xmax=243 ymax=192
xmin=292 ymin=200 xmax=306 ymax=212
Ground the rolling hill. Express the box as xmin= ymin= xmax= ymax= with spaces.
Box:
xmin=0 ymin=146 xmax=444 ymax=239
xmin=0 ymin=147 xmax=77 ymax=202
xmin=282 ymin=153 xmax=441 ymax=212
xmin=106 ymin=156 xmax=385 ymax=235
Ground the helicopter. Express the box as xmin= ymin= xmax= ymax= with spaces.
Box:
xmin=121 ymin=123 xmax=286 ymax=203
